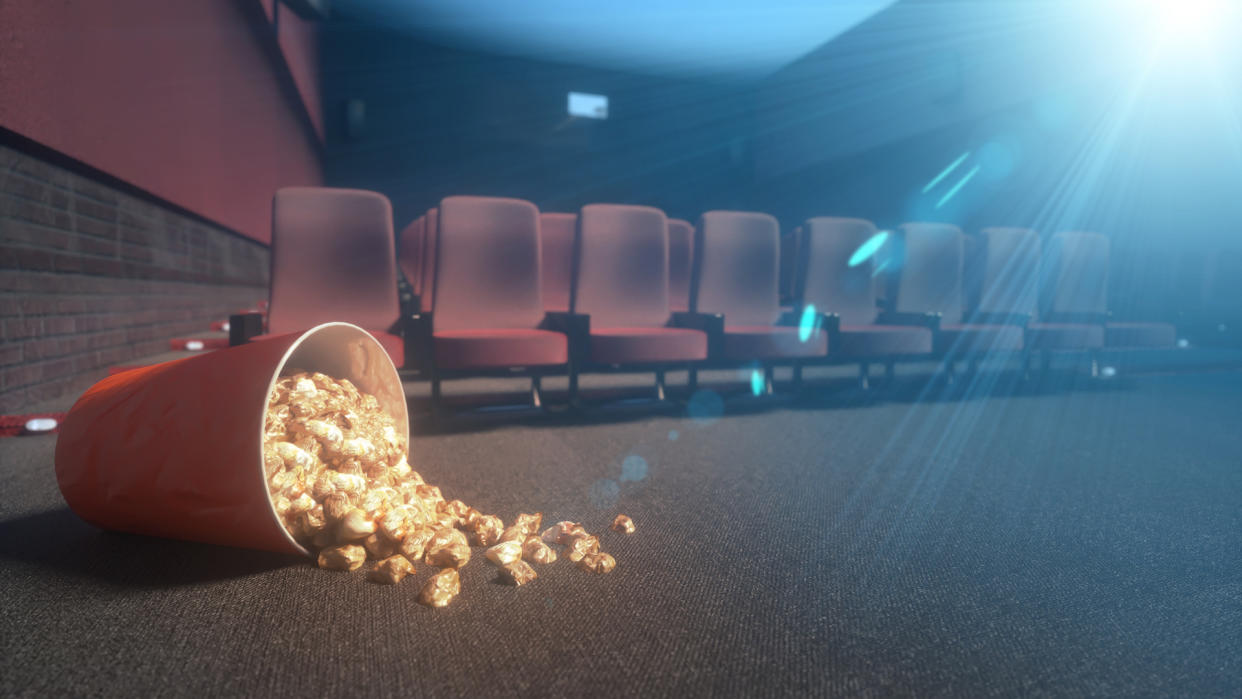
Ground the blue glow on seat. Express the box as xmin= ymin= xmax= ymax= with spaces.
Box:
xmin=799 ymin=304 xmax=818 ymax=342
xmin=848 ymin=231 xmax=890 ymax=267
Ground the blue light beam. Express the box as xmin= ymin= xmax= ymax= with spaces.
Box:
xmin=936 ymin=165 xmax=982 ymax=209
xmin=922 ymin=151 xmax=971 ymax=193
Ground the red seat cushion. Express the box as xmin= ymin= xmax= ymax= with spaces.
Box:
xmin=1027 ymin=322 xmax=1104 ymax=350
xmin=1105 ymin=322 xmax=1175 ymax=348
xmin=836 ymin=324 xmax=933 ymax=357
xmin=433 ymin=329 xmax=567 ymax=370
xmin=252 ymin=330 xmax=405 ymax=369
xmin=721 ymin=325 xmax=827 ymax=360
xmin=938 ymin=323 xmax=1024 ymax=354
xmin=590 ymin=327 xmax=707 ymax=365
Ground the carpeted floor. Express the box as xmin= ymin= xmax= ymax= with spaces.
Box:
xmin=2 ymin=367 xmax=1241 ymax=696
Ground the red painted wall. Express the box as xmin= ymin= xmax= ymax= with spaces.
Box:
xmin=277 ymin=4 xmax=325 ymax=141
xmin=0 ymin=0 xmax=322 ymax=243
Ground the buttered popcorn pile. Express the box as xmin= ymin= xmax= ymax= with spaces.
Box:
xmin=263 ymin=371 xmax=635 ymax=608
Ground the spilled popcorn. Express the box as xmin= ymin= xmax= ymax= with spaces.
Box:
xmin=264 ymin=371 xmax=630 ymax=608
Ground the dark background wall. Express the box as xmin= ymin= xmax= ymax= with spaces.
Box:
xmin=321 ymin=22 xmax=758 ymax=229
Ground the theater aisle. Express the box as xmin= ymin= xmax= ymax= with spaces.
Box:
xmin=2 ymin=372 xmax=1240 ymax=695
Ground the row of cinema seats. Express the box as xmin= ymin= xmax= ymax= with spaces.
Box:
xmin=231 ymin=187 xmax=1176 ymax=410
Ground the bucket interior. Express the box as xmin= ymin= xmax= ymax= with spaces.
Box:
xmin=261 ymin=322 xmax=410 ymax=556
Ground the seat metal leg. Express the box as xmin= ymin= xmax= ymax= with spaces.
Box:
xmin=688 ymin=368 xmax=698 ymax=394
xmin=764 ymin=365 xmax=775 ymax=396
xmin=430 ymin=378 xmax=442 ymax=420
xmin=655 ymin=370 xmax=667 ymax=401
xmin=531 ymin=376 xmax=543 ymax=409
xmin=858 ymin=362 xmax=871 ymax=391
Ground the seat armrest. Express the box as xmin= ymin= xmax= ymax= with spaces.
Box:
xmin=970 ymin=312 xmax=1031 ymax=327
xmin=228 ymin=313 xmax=264 ymax=346
xmin=876 ymin=311 xmax=942 ymax=332
xmin=670 ymin=312 xmax=725 ymax=357
xmin=541 ymin=312 xmax=590 ymax=366
xmin=400 ymin=312 xmax=435 ymax=373
xmin=1042 ymin=311 xmax=1110 ymax=325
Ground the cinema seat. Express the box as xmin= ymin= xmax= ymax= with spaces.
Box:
xmin=1044 ymin=231 xmax=1176 ymax=351
xmin=420 ymin=207 xmax=439 ymax=313
xmin=692 ymin=211 xmax=826 ymax=393
xmin=779 ymin=226 xmax=801 ymax=307
xmin=406 ymin=196 xmax=571 ymax=409
xmin=397 ymin=214 xmax=425 ymax=305
xmin=668 ymin=218 xmax=694 ymax=312
xmin=972 ymin=227 xmax=1103 ymax=362
xmin=884 ymin=223 xmax=1023 ymax=368
xmin=233 ymin=187 xmax=405 ymax=367
xmin=540 ymin=212 xmax=576 ymax=313
xmin=572 ymin=204 xmax=710 ymax=400
xmin=796 ymin=217 xmax=932 ymax=387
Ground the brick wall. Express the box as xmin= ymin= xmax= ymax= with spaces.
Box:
xmin=0 ymin=143 xmax=269 ymax=412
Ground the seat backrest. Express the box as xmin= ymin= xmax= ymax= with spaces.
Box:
xmin=667 ymin=218 xmax=694 ymax=312
xmin=540 ymin=213 xmax=576 ymax=312
xmin=432 ymin=196 xmax=544 ymax=332
xmin=693 ymin=210 xmax=782 ymax=327
xmin=573 ymin=204 xmax=669 ymax=328
xmin=891 ymin=222 xmax=965 ymax=323
xmin=975 ymin=227 xmax=1040 ymax=317
xmin=779 ymin=227 xmax=801 ymax=304
xmin=397 ymin=215 xmax=425 ymax=296
xmin=1043 ymin=231 xmax=1109 ymax=316
xmin=798 ymin=217 xmax=880 ymax=326
xmin=420 ymin=207 xmax=439 ymax=312
xmin=267 ymin=187 xmax=400 ymax=335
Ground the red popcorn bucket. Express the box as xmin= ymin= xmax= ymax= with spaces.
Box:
xmin=54 ymin=323 xmax=409 ymax=557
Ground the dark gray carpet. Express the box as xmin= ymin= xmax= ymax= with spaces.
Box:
xmin=2 ymin=370 xmax=1241 ymax=697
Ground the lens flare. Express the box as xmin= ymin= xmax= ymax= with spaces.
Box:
xmin=589 ymin=479 xmax=620 ymax=508
xmin=750 ymin=370 xmax=765 ymax=397
xmin=620 ymin=454 xmax=649 ymax=482
xmin=935 ymin=165 xmax=981 ymax=209
xmin=848 ymin=231 xmax=890 ymax=267
xmin=687 ymin=390 xmax=724 ymax=425
xmin=798 ymin=304 xmax=819 ymax=342
xmin=922 ymin=151 xmax=971 ymax=193
xmin=668 ymin=429 xmax=679 ymax=441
